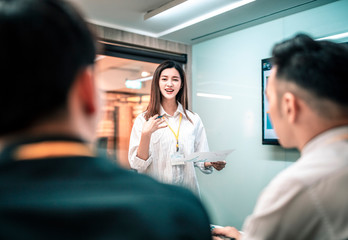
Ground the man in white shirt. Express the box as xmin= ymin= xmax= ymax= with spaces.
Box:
xmin=212 ymin=34 xmax=348 ymax=240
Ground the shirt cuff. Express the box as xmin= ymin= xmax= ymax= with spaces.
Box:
xmin=132 ymin=153 xmax=153 ymax=172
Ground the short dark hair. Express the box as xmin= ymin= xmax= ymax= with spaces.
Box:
xmin=0 ymin=0 xmax=96 ymax=136
xmin=271 ymin=34 xmax=348 ymax=108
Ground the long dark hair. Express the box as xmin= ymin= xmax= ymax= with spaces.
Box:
xmin=144 ymin=60 xmax=192 ymax=122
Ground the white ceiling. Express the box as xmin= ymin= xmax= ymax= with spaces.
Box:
xmin=68 ymin=0 xmax=337 ymax=44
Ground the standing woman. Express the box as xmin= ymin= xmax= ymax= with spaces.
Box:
xmin=128 ymin=60 xmax=225 ymax=195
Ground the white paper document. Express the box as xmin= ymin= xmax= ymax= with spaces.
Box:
xmin=181 ymin=149 xmax=234 ymax=163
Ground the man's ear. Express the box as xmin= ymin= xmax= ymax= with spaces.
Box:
xmin=282 ymin=92 xmax=298 ymax=123
xmin=76 ymin=66 xmax=96 ymax=115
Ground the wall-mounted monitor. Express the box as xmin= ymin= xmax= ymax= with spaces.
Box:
xmin=262 ymin=58 xmax=279 ymax=145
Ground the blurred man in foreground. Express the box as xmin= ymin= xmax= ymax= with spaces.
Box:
xmin=0 ymin=0 xmax=212 ymax=239
xmin=213 ymin=34 xmax=348 ymax=239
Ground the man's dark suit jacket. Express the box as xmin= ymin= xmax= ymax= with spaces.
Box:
xmin=0 ymin=136 xmax=212 ymax=240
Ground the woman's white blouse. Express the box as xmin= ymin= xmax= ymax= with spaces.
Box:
xmin=128 ymin=103 xmax=213 ymax=195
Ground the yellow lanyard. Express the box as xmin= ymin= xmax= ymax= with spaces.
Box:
xmin=13 ymin=141 xmax=95 ymax=160
xmin=165 ymin=113 xmax=182 ymax=152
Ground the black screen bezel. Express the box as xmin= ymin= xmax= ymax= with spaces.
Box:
xmin=261 ymin=58 xmax=279 ymax=145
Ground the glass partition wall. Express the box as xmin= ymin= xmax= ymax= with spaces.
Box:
xmin=95 ymin=55 xmax=158 ymax=168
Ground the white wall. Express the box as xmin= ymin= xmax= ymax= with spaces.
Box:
xmin=192 ymin=0 xmax=348 ymax=229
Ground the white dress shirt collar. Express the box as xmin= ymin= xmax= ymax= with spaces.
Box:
xmin=302 ymin=125 xmax=348 ymax=156
xmin=159 ymin=102 xmax=185 ymax=118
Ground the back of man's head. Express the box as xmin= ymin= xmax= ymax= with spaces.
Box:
xmin=271 ymin=34 xmax=348 ymax=118
xmin=0 ymin=0 xmax=96 ymax=136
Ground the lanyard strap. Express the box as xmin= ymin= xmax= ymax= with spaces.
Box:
xmin=166 ymin=113 xmax=183 ymax=152
xmin=13 ymin=141 xmax=95 ymax=160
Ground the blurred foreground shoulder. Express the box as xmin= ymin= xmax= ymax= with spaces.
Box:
xmin=116 ymin=167 xmax=212 ymax=240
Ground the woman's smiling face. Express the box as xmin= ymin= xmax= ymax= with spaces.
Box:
xmin=159 ymin=67 xmax=182 ymax=101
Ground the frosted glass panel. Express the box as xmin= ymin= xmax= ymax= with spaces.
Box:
xmin=192 ymin=0 xmax=348 ymax=228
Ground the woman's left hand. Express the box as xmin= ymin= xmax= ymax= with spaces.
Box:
xmin=205 ymin=161 xmax=226 ymax=171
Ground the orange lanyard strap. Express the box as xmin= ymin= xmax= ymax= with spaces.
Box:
xmin=166 ymin=113 xmax=183 ymax=152
xmin=13 ymin=141 xmax=95 ymax=161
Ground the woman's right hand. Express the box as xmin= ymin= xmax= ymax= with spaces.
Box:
xmin=142 ymin=114 xmax=167 ymax=135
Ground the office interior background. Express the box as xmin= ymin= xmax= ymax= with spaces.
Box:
xmin=69 ymin=0 xmax=348 ymax=228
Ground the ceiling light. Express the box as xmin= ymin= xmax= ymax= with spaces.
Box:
xmin=197 ymin=92 xmax=232 ymax=100
xmin=141 ymin=71 xmax=151 ymax=77
xmin=157 ymin=0 xmax=256 ymax=37
xmin=125 ymin=76 xmax=153 ymax=89
xmin=128 ymin=76 xmax=153 ymax=82
xmin=144 ymin=0 xmax=188 ymax=20
xmin=125 ymin=81 xmax=142 ymax=89
xmin=316 ymin=32 xmax=348 ymax=41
